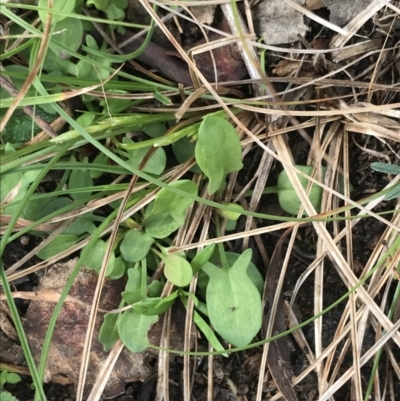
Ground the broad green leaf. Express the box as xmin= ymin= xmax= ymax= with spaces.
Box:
xmin=80 ymin=239 xmax=106 ymax=270
xmin=149 ymin=180 xmax=198 ymax=217
xmin=276 ymin=166 xmax=323 ymax=215
xmin=64 ymin=214 xmax=97 ymax=235
xmin=90 ymin=151 xmax=109 ymax=179
xmin=86 ymin=0 xmax=109 ymax=11
xmin=211 ymin=252 xmax=264 ymax=295
xmin=69 ymin=162 xmax=93 ymax=201
xmin=147 ymin=280 xmax=163 ymax=297
xmin=144 ymin=212 xmax=183 ymax=239
xmin=202 ymin=249 xmax=262 ymax=347
xmin=0 ymin=171 xmax=22 ymax=204
xmin=195 ymin=115 xmax=243 ymax=195
xmin=120 ymin=229 xmax=154 ymax=263
xmin=23 ymin=196 xmax=71 ymax=222
xmin=76 ymin=35 xmax=111 ymax=80
xmin=106 ymin=255 xmax=125 ymax=279
xmin=118 ymin=309 xmax=158 ymax=353
xmin=36 ymin=235 xmax=78 ymax=260
xmin=0 ymin=391 xmax=18 ymax=401
xmin=172 ymin=135 xmax=201 ymax=173
xmin=163 ymin=253 xmax=193 ymax=287
xmin=3 ymin=373 xmax=20 ymax=385
xmin=122 ymin=268 xmax=142 ymax=304
xmin=3 ymin=170 xmax=41 ymax=217
xmin=218 ymin=202 xmax=244 ymax=221
xmin=144 ymin=180 xmax=198 ymax=238
xmin=125 ymin=138 xmax=166 ymax=175
xmin=143 ymin=123 xmax=167 ymax=138
xmin=99 ymin=313 xmax=119 ymax=352
xmin=49 ymin=18 xmax=83 ymax=60
xmin=38 ymin=0 xmax=76 ymax=25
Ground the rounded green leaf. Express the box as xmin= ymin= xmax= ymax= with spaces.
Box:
xmin=36 ymin=235 xmax=78 ymax=260
xmin=202 ymin=249 xmax=262 ymax=347
xmin=49 ymin=17 xmax=83 ymax=59
xmin=120 ymin=229 xmax=154 ymax=263
xmin=80 ymin=239 xmax=106 ymax=270
xmin=172 ymin=135 xmax=201 ymax=173
xmin=118 ymin=309 xmax=158 ymax=353
xmin=69 ymin=164 xmax=93 ymax=202
xmin=277 ymin=166 xmax=324 ymax=215
xmin=106 ymin=255 xmax=126 ymax=279
xmin=38 ymin=0 xmax=76 ymax=25
xmin=127 ymin=145 xmax=166 ymax=175
xmin=195 ymin=115 xmax=243 ymax=195
xmin=163 ymin=253 xmax=193 ymax=287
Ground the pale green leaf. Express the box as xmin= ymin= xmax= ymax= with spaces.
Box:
xmin=38 ymin=0 xmax=76 ymax=25
xmin=163 ymin=253 xmax=193 ymax=287
xmin=202 ymin=249 xmax=262 ymax=347
xmin=120 ymin=229 xmax=154 ymax=263
xmin=36 ymin=235 xmax=78 ymax=260
xmin=118 ymin=309 xmax=158 ymax=353
xmin=195 ymin=116 xmax=243 ymax=195
xmin=99 ymin=313 xmax=119 ymax=352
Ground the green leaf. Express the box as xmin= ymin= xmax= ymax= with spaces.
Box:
xmin=143 ymin=123 xmax=167 ymax=138
xmin=202 ymin=249 xmax=262 ymax=347
xmin=120 ymin=229 xmax=155 ymax=263
xmin=3 ymin=171 xmax=41 ymax=217
xmin=49 ymin=18 xmax=83 ymax=60
xmin=86 ymin=0 xmax=110 ymax=11
xmin=122 ymin=268 xmax=142 ymax=304
xmin=276 ymin=166 xmax=324 ymax=215
xmin=195 ymin=115 xmax=243 ymax=195
xmin=172 ymin=135 xmax=201 ymax=173
xmin=69 ymin=162 xmax=93 ymax=201
xmin=99 ymin=313 xmax=119 ymax=352
xmin=38 ymin=0 xmax=76 ymax=25
xmin=385 ymin=184 xmax=400 ymax=200
xmin=3 ymin=373 xmax=20 ymax=385
xmin=191 ymin=244 xmax=216 ymax=274
xmin=80 ymin=239 xmax=106 ymax=270
xmin=0 ymin=391 xmax=17 ymax=401
xmin=144 ymin=180 xmax=198 ymax=238
xmin=36 ymin=235 xmax=78 ymax=260
xmin=125 ymin=138 xmax=166 ymax=175
xmin=163 ymin=253 xmax=193 ymax=287
xmin=132 ymin=295 xmax=176 ymax=316
xmin=218 ymin=202 xmax=244 ymax=221
xmin=23 ymin=196 xmax=71 ymax=222
xmin=146 ymin=280 xmax=163 ymax=298
xmin=64 ymin=214 xmax=96 ymax=236
xmin=370 ymin=162 xmax=400 ymax=175
xmin=118 ymin=309 xmax=158 ymax=353
xmin=106 ymin=255 xmax=126 ymax=279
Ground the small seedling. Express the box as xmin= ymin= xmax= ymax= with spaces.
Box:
xmin=0 ymin=370 xmax=21 ymax=401
xmin=262 ymin=165 xmax=349 ymax=215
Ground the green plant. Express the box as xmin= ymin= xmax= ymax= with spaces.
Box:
xmin=0 ymin=370 xmax=21 ymax=401
xmin=262 ymin=165 xmax=350 ymax=215
xmin=370 ymin=162 xmax=400 ymax=200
